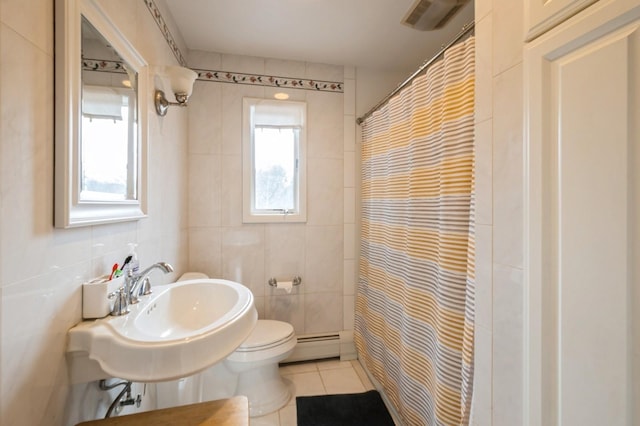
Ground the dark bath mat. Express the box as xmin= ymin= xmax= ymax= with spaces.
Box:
xmin=296 ymin=390 xmax=395 ymax=426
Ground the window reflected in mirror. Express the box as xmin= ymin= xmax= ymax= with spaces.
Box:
xmin=81 ymin=17 xmax=138 ymax=202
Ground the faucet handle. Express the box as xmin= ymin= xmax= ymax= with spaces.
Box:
xmin=108 ymin=287 xmax=129 ymax=316
xmin=140 ymin=277 xmax=152 ymax=296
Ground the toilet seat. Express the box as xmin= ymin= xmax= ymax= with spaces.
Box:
xmin=235 ymin=320 xmax=295 ymax=353
xmin=177 ymin=272 xmax=209 ymax=281
xmin=226 ymin=320 xmax=296 ymax=365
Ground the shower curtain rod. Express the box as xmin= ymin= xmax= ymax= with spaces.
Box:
xmin=356 ymin=21 xmax=475 ymax=125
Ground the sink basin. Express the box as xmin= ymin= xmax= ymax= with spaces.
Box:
xmin=67 ymin=278 xmax=257 ymax=383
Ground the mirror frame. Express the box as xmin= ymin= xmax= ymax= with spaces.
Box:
xmin=55 ymin=0 xmax=148 ymax=228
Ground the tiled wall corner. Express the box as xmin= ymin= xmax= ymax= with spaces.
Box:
xmin=186 ymin=54 xmax=348 ymax=336
xmin=472 ymin=2 xmax=495 ymax=424
xmin=472 ymin=325 xmax=493 ymax=426
xmin=343 ymin=69 xmax=357 ymax=332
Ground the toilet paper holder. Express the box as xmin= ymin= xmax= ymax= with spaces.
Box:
xmin=268 ymin=276 xmax=302 ymax=287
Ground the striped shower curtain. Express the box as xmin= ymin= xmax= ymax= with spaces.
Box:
xmin=355 ymin=36 xmax=475 ymax=425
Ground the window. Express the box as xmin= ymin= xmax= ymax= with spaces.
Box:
xmin=81 ymin=85 xmax=137 ymax=202
xmin=243 ymin=98 xmax=307 ymax=223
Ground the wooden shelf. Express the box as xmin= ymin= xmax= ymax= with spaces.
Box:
xmin=76 ymin=396 xmax=249 ymax=426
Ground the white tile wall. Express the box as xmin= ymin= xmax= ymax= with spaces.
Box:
xmin=343 ymin=295 xmax=356 ymax=331
xmin=491 ymin=0 xmax=524 ymax=76
xmin=188 ymin=83 xmax=223 ymax=155
xmin=265 ymin=58 xmax=307 ymax=78
xmin=475 ymin=0 xmax=492 ymax=21
xmin=343 ymin=259 xmax=356 ymax=296
xmin=266 ymin=293 xmax=306 ymax=334
xmin=475 ymin=13 xmax=493 ymax=124
xmin=344 ymin=151 xmax=356 ymax=188
xmin=0 ymin=1 xmax=190 ymax=423
xmin=265 ymin=224 xmax=307 ymax=282
xmin=221 ymin=84 xmax=265 ymax=156
xmin=305 ymin=63 xmax=344 ymax=82
xmin=188 ymin=154 xmax=222 ymax=227
xmin=475 ymin=119 xmax=493 ymax=226
xmin=344 ymin=187 xmax=356 ymax=224
xmin=472 ymin=325 xmax=493 ymax=426
xmin=187 ymin=51 xmax=352 ymax=336
xmin=188 ymin=227 xmax=223 ymax=277
xmin=187 ymin=50 xmax=222 ymax=70
xmin=307 ymin=91 xmax=344 ymax=159
xmin=307 ymin=158 xmax=344 ymax=226
xmin=492 ymin=64 xmax=524 ymax=270
xmin=473 ymin=0 xmax=526 ymax=423
xmin=492 ymin=265 xmax=523 ymax=425
xmin=304 ymin=225 xmax=343 ymax=294
xmin=0 ymin=0 xmax=53 ymax=55
xmin=343 ymin=71 xmax=357 ymax=334
xmin=475 ymin=225 xmax=493 ymax=332
xmin=0 ymin=23 xmax=55 ymax=285
xmin=220 ymin=153 xmax=244 ymax=227
xmin=305 ymin=292 xmax=343 ymax=334
xmin=222 ymin=54 xmax=266 ymax=75
xmin=222 ymin=226 xmax=266 ymax=297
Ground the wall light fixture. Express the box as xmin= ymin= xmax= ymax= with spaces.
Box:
xmin=154 ymin=66 xmax=198 ymax=116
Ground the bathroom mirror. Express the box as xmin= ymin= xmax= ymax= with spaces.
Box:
xmin=55 ymin=0 xmax=148 ymax=228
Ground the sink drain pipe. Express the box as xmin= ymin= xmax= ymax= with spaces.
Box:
xmin=99 ymin=379 xmax=141 ymax=418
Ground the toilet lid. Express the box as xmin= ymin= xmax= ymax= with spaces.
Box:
xmin=236 ymin=320 xmax=295 ymax=352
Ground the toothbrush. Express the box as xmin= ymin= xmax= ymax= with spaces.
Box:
xmin=109 ymin=263 xmax=118 ymax=280
xmin=112 ymin=255 xmax=132 ymax=279
xmin=121 ymin=255 xmax=132 ymax=270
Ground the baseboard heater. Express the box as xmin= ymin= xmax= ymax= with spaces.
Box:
xmin=285 ymin=332 xmax=355 ymax=363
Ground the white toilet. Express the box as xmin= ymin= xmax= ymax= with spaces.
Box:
xmin=177 ymin=273 xmax=296 ymax=417
xmin=225 ymin=319 xmax=296 ymax=416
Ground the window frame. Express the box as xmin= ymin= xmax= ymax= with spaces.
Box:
xmin=242 ymin=97 xmax=307 ymax=223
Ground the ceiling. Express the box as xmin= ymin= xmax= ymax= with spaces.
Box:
xmin=162 ymin=0 xmax=474 ymax=73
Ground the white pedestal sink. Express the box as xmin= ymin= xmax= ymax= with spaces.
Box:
xmin=67 ymin=278 xmax=257 ymax=383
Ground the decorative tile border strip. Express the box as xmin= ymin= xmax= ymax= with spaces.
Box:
xmin=143 ymin=0 xmax=187 ymax=67
xmin=83 ymin=59 xmax=127 ymax=74
xmin=142 ymin=0 xmax=343 ymax=94
xmin=194 ymin=69 xmax=343 ymax=93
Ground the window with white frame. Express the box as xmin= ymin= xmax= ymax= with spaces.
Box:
xmin=242 ymin=98 xmax=307 ymax=223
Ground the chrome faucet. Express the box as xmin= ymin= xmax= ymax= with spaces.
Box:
xmin=125 ymin=262 xmax=174 ymax=305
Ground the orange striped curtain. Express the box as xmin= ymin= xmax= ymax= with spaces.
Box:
xmin=355 ymin=36 xmax=475 ymax=425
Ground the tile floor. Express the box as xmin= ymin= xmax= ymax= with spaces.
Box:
xmin=251 ymin=358 xmax=377 ymax=426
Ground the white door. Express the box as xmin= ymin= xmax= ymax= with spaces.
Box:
xmin=525 ymin=0 xmax=640 ymax=425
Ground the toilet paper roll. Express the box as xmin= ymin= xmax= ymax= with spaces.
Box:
xmin=276 ymin=280 xmax=293 ymax=294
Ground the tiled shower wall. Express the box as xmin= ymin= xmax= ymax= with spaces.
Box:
xmin=186 ymin=50 xmax=357 ymax=336
xmin=472 ymin=0 xmax=526 ymax=424
xmin=0 ymin=0 xmax=189 ymax=424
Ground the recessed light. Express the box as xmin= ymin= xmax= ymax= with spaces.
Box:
xmin=274 ymin=92 xmax=289 ymax=100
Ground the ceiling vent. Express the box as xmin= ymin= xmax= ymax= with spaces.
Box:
xmin=401 ymin=0 xmax=470 ymax=31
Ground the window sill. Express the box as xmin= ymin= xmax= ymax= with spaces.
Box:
xmin=242 ymin=212 xmax=306 ymax=224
